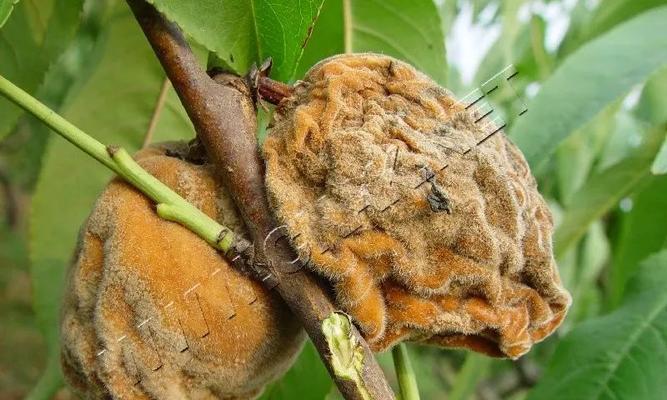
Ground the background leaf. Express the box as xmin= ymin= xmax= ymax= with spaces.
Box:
xmin=553 ymin=126 xmax=665 ymax=258
xmin=347 ymin=0 xmax=447 ymax=85
xmin=260 ymin=341 xmax=331 ymax=400
xmin=555 ymin=104 xmax=618 ymax=206
xmin=147 ymin=0 xmax=324 ymax=82
xmin=558 ymin=0 xmax=666 ymax=57
xmin=652 ymin=139 xmax=667 ymax=175
xmin=297 ymin=0 xmax=447 ymax=85
xmin=511 ymin=6 xmax=667 ymax=170
xmin=527 ymin=250 xmax=667 ymax=400
xmin=0 ymin=0 xmax=19 ymax=27
xmin=295 ymin=0 xmax=343 ymax=78
xmin=608 ymin=175 xmax=667 ymax=307
xmin=28 ymin=6 xmax=193 ymax=397
xmin=0 ymin=0 xmax=84 ymax=141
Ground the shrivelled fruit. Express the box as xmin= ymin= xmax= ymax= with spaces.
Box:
xmin=60 ymin=142 xmax=305 ymax=399
xmin=263 ymin=53 xmax=571 ymax=359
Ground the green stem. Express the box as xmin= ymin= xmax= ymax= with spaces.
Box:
xmin=0 ymin=74 xmax=234 ymax=252
xmin=322 ymin=312 xmax=372 ymax=400
xmin=448 ymin=353 xmax=490 ymax=400
xmin=392 ymin=343 xmax=420 ymax=400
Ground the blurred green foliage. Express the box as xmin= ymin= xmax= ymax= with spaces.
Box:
xmin=1 ymin=0 xmax=666 ymax=399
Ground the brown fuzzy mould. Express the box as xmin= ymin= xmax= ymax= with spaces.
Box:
xmin=60 ymin=141 xmax=305 ymax=399
xmin=263 ymin=53 xmax=571 ymax=359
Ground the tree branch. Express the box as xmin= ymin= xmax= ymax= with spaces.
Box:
xmin=125 ymin=1 xmax=395 ymax=399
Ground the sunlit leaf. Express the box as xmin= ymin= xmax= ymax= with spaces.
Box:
xmin=511 ymin=6 xmax=667 ymax=170
xmin=595 ymin=108 xmax=644 ymax=173
xmin=0 ymin=0 xmax=19 ymax=27
xmin=633 ymin=66 xmax=667 ymax=176
xmin=294 ymin=0 xmax=343 ymax=78
xmin=297 ymin=0 xmax=447 ymax=85
xmin=147 ymin=0 xmax=324 ymax=82
xmin=635 ymin=65 xmax=667 ymax=126
xmin=29 ymin=8 xmax=192 ymax=397
xmin=559 ymin=0 xmax=666 ymax=57
xmin=570 ymin=0 xmax=667 ymax=56
xmin=347 ymin=0 xmax=447 ymax=85
xmin=527 ymin=250 xmax=667 ymax=400
xmin=652 ymin=139 xmax=667 ymax=175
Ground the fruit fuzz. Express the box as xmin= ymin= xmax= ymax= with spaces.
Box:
xmin=264 ymin=53 xmax=571 ymax=359
xmin=60 ymin=142 xmax=305 ymax=399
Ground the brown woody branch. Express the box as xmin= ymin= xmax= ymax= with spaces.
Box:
xmin=125 ymin=1 xmax=395 ymax=399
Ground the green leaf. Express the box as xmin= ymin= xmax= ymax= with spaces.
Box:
xmin=595 ymin=108 xmax=644 ymax=173
xmin=559 ymin=0 xmax=666 ymax=57
xmin=0 ymin=0 xmax=19 ymax=27
xmin=553 ymin=125 xmax=666 ymax=258
xmin=583 ymin=0 xmax=666 ymax=52
xmin=295 ymin=0 xmax=344 ymax=78
xmin=609 ymin=175 xmax=667 ymax=306
xmin=0 ymin=2 xmax=44 ymax=141
xmin=448 ymin=353 xmax=490 ymax=400
xmin=635 ymin=65 xmax=667 ymax=126
xmin=29 ymin=7 xmax=192 ymax=397
xmin=474 ymin=0 xmax=527 ymax=85
xmin=0 ymin=0 xmax=83 ymax=141
xmin=260 ymin=341 xmax=331 ymax=400
xmin=297 ymin=0 xmax=447 ymax=85
xmin=510 ymin=6 xmax=667 ymax=170
xmin=652 ymin=139 xmax=667 ymax=175
xmin=347 ymin=0 xmax=447 ymax=85
xmin=147 ymin=0 xmax=324 ymax=82
xmin=526 ymin=250 xmax=667 ymax=400
xmin=567 ymin=221 xmax=608 ymax=324
xmin=555 ymin=103 xmax=618 ymax=205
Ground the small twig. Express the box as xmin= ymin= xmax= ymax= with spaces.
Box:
xmin=257 ymin=76 xmax=293 ymax=104
xmin=143 ymin=77 xmax=171 ymax=148
xmin=246 ymin=59 xmax=294 ymax=105
xmin=125 ymin=1 xmax=395 ymax=399
xmin=392 ymin=344 xmax=421 ymax=400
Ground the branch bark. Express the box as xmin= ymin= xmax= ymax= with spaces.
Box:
xmin=125 ymin=1 xmax=395 ymax=399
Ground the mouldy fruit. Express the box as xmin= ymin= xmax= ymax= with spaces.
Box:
xmin=263 ymin=53 xmax=572 ymax=359
xmin=60 ymin=141 xmax=305 ymax=399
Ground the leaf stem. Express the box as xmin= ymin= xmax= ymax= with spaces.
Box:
xmin=0 ymin=73 xmax=234 ymax=252
xmin=143 ymin=77 xmax=171 ymax=148
xmin=392 ymin=343 xmax=421 ymax=400
xmin=342 ymin=0 xmax=352 ymax=54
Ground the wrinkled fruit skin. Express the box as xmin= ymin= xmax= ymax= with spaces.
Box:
xmin=264 ymin=53 xmax=571 ymax=359
xmin=61 ymin=142 xmax=305 ymax=399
